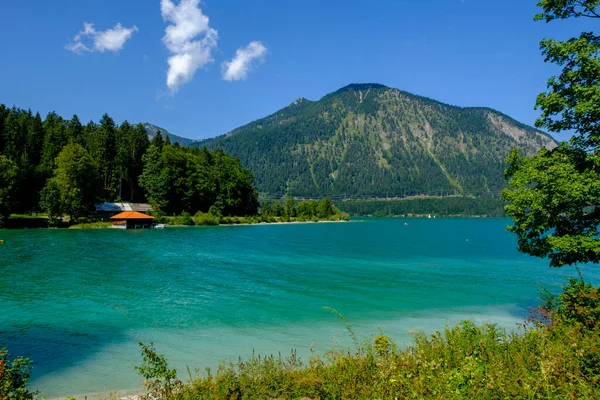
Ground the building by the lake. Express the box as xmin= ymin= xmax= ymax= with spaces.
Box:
xmin=95 ymin=203 xmax=153 ymax=219
xmin=110 ymin=211 xmax=155 ymax=229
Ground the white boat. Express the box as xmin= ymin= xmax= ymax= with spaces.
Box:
xmin=154 ymin=224 xmax=166 ymax=229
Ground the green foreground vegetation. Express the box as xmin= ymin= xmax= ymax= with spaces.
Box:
xmin=131 ymin=280 xmax=600 ymax=399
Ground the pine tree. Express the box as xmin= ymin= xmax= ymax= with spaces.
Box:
xmin=66 ymin=115 xmax=84 ymax=145
xmin=95 ymin=114 xmax=117 ymax=198
xmin=41 ymin=112 xmax=67 ymax=177
xmin=152 ymin=130 xmax=164 ymax=151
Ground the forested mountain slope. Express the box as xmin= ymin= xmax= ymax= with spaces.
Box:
xmin=191 ymin=84 xmax=557 ymax=198
xmin=144 ymin=123 xmax=199 ymax=147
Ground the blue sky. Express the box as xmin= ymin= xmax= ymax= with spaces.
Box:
xmin=0 ymin=1 xmax=592 ymax=141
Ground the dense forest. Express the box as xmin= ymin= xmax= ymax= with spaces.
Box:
xmin=0 ymin=104 xmax=258 ymax=226
xmin=194 ymin=84 xmax=557 ymax=199
xmin=336 ymin=196 xmax=507 ymax=217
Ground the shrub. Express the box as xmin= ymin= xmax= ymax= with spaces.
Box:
xmin=542 ymin=277 xmax=600 ymax=329
xmin=192 ymin=212 xmax=220 ymax=226
xmin=135 ymin=342 xmax=182 ymax=399
xmin=0 ymin=348 xmax=37 ymax=400
xmin=179 ymin=212 xmax=194 ymax=226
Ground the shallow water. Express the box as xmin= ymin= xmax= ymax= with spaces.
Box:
xmin=0 ymin=218 xmax=595 ymax=398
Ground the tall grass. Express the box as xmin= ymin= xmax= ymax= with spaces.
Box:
xmin=137 ymin=311 xmax=600 ymax=399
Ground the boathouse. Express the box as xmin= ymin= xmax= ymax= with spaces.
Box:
xmin=95 ymin=203 xmax=153 ymax=219
xmin=110 ymin=211 xmax=155 ymax=229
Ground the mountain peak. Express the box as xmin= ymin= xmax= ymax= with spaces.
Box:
xmin=336 ymin=83 xmax=389 ymax=92
xmin=292 ymin=97 xmax=307 ymax=105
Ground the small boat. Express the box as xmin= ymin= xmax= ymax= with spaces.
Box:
xmin=154 ymin=224 xmax=165 ymax=229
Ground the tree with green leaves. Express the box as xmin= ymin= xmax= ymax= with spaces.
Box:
xmin=53 ymin=143 xmax=101 ymax=222
xmin=284 ymin=196 xmax=296 ymax=220
xmin=317 ymin=197 xmax=335 ymax=218
xmin=0 ymin=155 xmax=19 ymax=227
xmin=503 ymin=0 xmax=600 ymax=267
xmin=0 ymin=347 xmax=37 ymax=400
xmin=40 ymin=178 xmax=62 ymax=225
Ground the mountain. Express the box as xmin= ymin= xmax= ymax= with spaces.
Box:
xmin=146 ymin=84 xmax=556 ymax=199
xmin=143 ymin=123 xmax=200 ymax=147
xmin=182 ymin=84 xmax=556 ymax=199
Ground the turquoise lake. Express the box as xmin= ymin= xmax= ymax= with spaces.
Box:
xmin=1 ymin=218 xmax=597 ymax=398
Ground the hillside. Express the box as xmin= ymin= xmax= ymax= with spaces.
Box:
xmin=144 ymin=123 xmax=200 ymax=147
xmin=161 ymin=84 xmax=558 ymax=199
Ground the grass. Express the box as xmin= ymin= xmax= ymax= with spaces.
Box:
xmin=69 ymin=221 xmax=112 ymax=229
xmin=137 ymin=312 xmax=600 ymax=399
xmin=9 ymin=213 xmax=48 ymax=219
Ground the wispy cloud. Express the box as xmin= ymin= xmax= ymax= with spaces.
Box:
xmin=222 ymin=41 xmax=267 ymax=81
xmin=66 ymin=23 xmax=138 ymax=54
xmin=161 ymin=0 xmax=218 ymax=93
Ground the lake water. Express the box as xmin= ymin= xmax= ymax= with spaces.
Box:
xmin=0 ymin=218 xmax=596 ymax=398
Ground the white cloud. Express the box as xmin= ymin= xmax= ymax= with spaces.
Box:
xmin=222 ymin=41 xmax=267 ymax=81
xmin=66 ymin=23 xmax=138 ymax=54
xmin=161 ymin=0 xmax=218 ymax=93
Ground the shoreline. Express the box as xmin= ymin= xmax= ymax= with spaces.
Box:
xmin=3 ymin=215 xmax=508 ymax=230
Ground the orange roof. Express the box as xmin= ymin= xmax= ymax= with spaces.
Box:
xmin=110 ymin=211 xmax=155 ymax=220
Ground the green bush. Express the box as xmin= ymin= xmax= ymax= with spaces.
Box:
xmin=0 ymin=348 xmax=37 ymax=400
xmin=135 ymin=342 xmax=182 ymax=399
xmin=542 ymin=277 xmax=600 ymax=329
xmin=179 ymin=212 xmax=194 ymax=226
xmin=192 ymin=212 xmax=220 ymax=226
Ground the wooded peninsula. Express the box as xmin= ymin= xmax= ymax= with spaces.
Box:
xmin=0 ymin=106 xmax=347 ymax=227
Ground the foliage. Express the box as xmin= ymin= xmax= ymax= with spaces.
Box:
xmin=138 ymin=317 xmax=600 ymax=400
xmin=542 ymin=277 xmax=600 ymax=329
xmin=338 ymin=196 xmax=506 ymax=217
xmin=260 ymin=197 xmax=349 ymax=221
xmin=40 ymin=179 xmax=62 ymax=225
xmin=192 ymin=211 xmax=220 ymax=226
xmin=0 ymin=348 xmax=37 ymax=400
xmin=179 ymin=212 xmax=193 ymax=226
xmin=0 ymin=105 xmax=259 ymax=227
xmin=502 ymin=1 xmax=600 ymax=267
xmin=503 ymin=146 xmax=600 ymax=266
xmin=53 ymin=143 xmax=101 ymax=222
xmin=135 ymin=342 xmax=182 ymax=400
xmin=139 ymin=144 xmax=258 ymax=217
xmin=197 ymin=84 xmax=555 ymax=199
xmin=535 ymin=0 xmax=600 ymax=22
xmin=0 ymin=155 xmax=19 ymax=227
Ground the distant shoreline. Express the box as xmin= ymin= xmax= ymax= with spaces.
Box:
xmin=4 ymin=215 xmax=507 ymax=230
